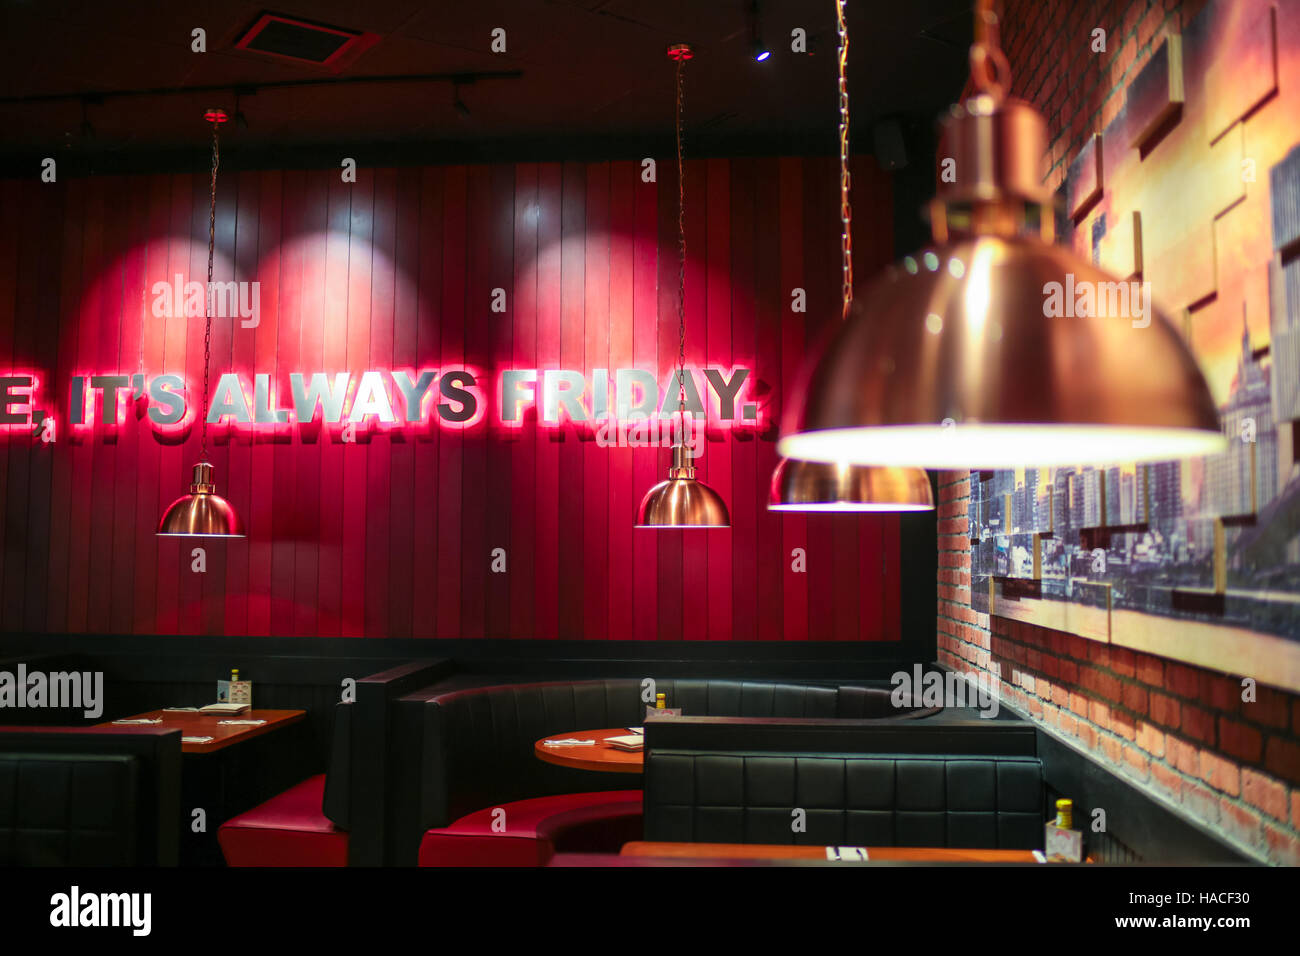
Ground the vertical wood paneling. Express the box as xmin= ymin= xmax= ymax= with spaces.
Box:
xmin=534 ymin=163 xmax=562 ymax=641
xmin=459 ymin=165 xmax=490 ymax=641
xmin=246 ymin=169 xmax=281 ymax=636
xmin=704 ymin=158 xmax=733 ymax=642
xmin=655 ymin=154 xmax=682 ymax=643
xmin=778 ymin=158 xmax=808 ymax=642
xmin=316 ymin=172 xmax=348 ymax=637
xmin=0 ymin=181 xmax=18 ymax=625
xmin=2 ymin=183 xmax=34 ymax=628
xmin=410 ymin=167 xmax=442 ymax=638
xmin=270 ymin=171 xmax=304 ymax=638
xmin=484 ymin=164 xmax=515 ymax=640
xmin=67 ymin=178 xmax=105 ymax=635
xmin=804 ymin=158 xmax=836 ymax=642
xmin=107 ymin=175 xmax=146 ymax=635
xmin=558 ymin=161 xmax=586 ymax=641
xmin=0 ymin=157 xmax=902 ymax=643
xmin=201 ymin=171 xmax=237 ymax=638
xmin=435 ymin=167 xmax=465 ymax=640
xmin=364 ymin=168 xmax=396 ymax=639
xmin=510 ymin=163 xmax=538 ymax=641
xmin=606 ymin=162 xmax=635 ymax=642
xmin=681 ymin=157 xmax=708 ymax=643
xmin=729 ymin=159 xmax=757 ymax=643
xmin=224 ymin=169 xmax=258 ymax=637
xmin=631 ymin=163 xmax=658 ymax=644
xmin=294 ymin=170 xmax=327 ymax=638
xmin=130 ymin=175 xmax=166 ymax=634
xmin=341 ymin=171 xmax=373 ymax=637
xmin=754 ymin=157 xmax=784 ymax=642
xmin=25 ymin=183 xmax=62 ymax=633
xmin=582 ymin=162 xmax=610 ymax=642
xmin=387 ymin=167 xmax=421 ymax=641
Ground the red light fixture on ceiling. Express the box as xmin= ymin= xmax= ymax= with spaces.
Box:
xmin=635 ymin=43 xmax=730 ymax=529
xmin=768 ymin=0 xmax=933 ymax=513
xmin=158 ymin=109 xmax=244 ymax=537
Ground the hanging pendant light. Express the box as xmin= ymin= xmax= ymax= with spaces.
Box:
xmin=636 ymin=44 xmax=730 ymax=529
xmin=158 ymin=108 xmax=244 ymax=537
xmin=769 ymin=0 xmax=933 ymax=512
xmin=778 ymin=0 xmax=1224 ymax=470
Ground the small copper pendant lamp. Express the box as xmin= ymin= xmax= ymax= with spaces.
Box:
xmin=636 ymin=44 xmax=730 ymax=529
xmin=158 ymin=109 xmax=244 ymax=537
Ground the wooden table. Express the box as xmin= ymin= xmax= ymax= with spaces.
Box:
xmin=621 ymin=842 xmax=1044 ymax=863
xmin=97 ymin=709 xmax=305 ymax=754
xmin=534 ymin=728 xmax=644 ymax=773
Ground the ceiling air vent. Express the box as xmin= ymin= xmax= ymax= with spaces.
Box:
xmin=235 ymin=13 xmax=379 ymax=69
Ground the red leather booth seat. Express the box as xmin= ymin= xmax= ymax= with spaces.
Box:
xmin=218 ymin=775 xmax=349 ymax=867
xmin=418 ymin=790 xmax=643 ymax=866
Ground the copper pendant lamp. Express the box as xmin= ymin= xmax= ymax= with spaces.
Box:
xmin=635 ymin=44 xmax=730 ymax=529
xmin=768 ymin=0 xmax=932 ymax=513
xmin=158 ymin=109 xmax=244 ymax=537
xmin=778 ymin=0 xmax=1225 ymax=470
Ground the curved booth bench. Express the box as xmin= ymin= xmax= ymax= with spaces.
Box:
xmin=402 ymin=677 xmax=937 ymax=866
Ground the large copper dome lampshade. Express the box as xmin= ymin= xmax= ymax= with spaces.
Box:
xmin=636 ymin=443 xmax=731 ymax=528
xmin=157 ymin=108 xmax=244 ymax=537
xmin=158 ymin=462 xmax=245 ymax=536
xmin=778 ymin=2 xmax=1225 ymax=470
xmin=768 ymin=0 xmax=933 ymax=512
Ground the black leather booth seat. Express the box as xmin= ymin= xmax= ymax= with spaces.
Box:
xmin=0 ymin=728 xmax=180 ymax=866
xmin=644 ymin=750 xmax=1045 ymax=849
xmin=0 ymin=753 xmax=139 ymax=865
xmin=394 ymin=677 xmax=937 ymax=863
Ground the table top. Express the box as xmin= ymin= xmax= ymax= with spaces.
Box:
xmin=96 ymin=709 xmax=305 ymax=754
xmin=533 ymin=728 xmax=644 ymax=773
xmin=620 ymin=842 xmax=1044 ymax=863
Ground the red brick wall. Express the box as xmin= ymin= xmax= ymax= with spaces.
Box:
xmin=992 ymin=0 xmax=1208 ymax=192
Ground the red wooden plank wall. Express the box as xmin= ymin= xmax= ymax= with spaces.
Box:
xmin=0 ymin=156 xmax=903 ymax=641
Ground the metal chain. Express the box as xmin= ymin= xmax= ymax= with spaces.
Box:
xmin=675 ymin=53 xmax=687 ymax=403
xmin=970 ymin=0 xmax=1010 ymax=101
xmin=837 ymin=0 xmax=852 ymax=322
xmin=201 ymin=117 xmax=218 ymax=462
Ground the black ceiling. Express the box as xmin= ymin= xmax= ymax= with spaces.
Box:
xmin=0 ymin=0 xmax=974 ymax=168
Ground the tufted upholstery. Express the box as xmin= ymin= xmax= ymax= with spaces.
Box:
xmin=644 ymin=751 xmax=1044 ymax=849
xmin=418 ymin=678 xmax=921 ymax=830
xmin=0 ymin=753 xmax=139 ymax=865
